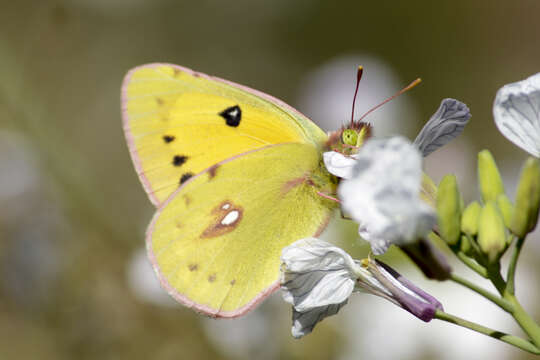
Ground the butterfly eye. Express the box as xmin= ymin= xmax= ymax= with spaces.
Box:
xmin=341 ymin=129 xmax=358 ymax=146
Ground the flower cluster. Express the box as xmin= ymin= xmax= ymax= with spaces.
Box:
xmin=279 ymin=72 xmax=540 ymax=354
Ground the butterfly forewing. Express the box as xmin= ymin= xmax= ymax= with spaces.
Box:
xmin=122 ymin=63 xmax=328 ymax=205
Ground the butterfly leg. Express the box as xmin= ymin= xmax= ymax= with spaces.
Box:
xmin=315 ymin=191 xmax=340 ymax=203
xmin=314 ymin=190 xmax=350 ymax=219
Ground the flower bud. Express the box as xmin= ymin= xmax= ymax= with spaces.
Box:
xmin=496 ymin=194 xmax=514 ymax=229
xmin=460 ymin=235 xmax=472 ymax=255
xmin=420 ymin=173 xmax=437 ymax=208
xmin=478 ymin=201 xmax=507 ymax=264
xmin=461 ymin=201 xmax=481 ymax=236
xmin=511 ymin=157 xmax=540 ymax=237
xmin=436 ymin=175 xmax=461 ymax=245
xmin=478 ymin=150 xmax=504 ymax=203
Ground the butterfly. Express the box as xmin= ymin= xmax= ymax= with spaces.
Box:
xmin=121 ymin=63 xmax=365 ymax=317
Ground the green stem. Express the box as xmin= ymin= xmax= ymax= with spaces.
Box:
xmin=506 ymin=237 xmax=525 ymax=295
xmin=487 ymin=265 xmax=507 ymax=296
xmin=456 ymin=252 xmax=488 ymax=278
xmin=450 ymin=273 xmax=514 ymax=313
xmin=435 ymin=310 xmax=540 ymax=354
xmin=505 ymin=294 xmax=540 ymax=349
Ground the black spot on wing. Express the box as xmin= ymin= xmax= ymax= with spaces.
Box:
xmin=163 ymin=135 xmax=175 ymax=143
xmin=180 ymin=172 xmax=194 ymax=185
xmin=219 ymin=105 xmax=242 ymax=127
xmin=188 ymin=263 xmax=198 ymax=271
xmin=173 ymin=155 xmax=188 ymax=166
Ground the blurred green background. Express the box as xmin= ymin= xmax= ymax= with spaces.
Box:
xmin=1 ymin=1 xmax=539 ymax=359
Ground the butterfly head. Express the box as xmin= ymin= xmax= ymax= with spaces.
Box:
xmin=326 ymin=121 xmax=372 ymax=155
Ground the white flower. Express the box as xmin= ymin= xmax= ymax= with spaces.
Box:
xmin=413 ymin=98 xmax=471 ymax=157
xmin=280 ymin=238 xmax=358 ymax=338
xmin=338 ymin=137 xmax=437 ymax=254
xmin=280 ymin=238 xmax=358 ymax=311
xmin=322 ymin=151 xmax=358 ymax=180
xmin=280 ymin=238 xmax=442 ymax=338
xmin=493 ymin=72 xmax=540 ymax=157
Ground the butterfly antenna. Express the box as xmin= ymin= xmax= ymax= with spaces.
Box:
xmin=350 ymin=66 xmax=363 ymax=126
xmin=357 ymin=78 xmax=422 ymax=122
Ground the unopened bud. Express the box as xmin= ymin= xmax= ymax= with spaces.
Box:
xmin=478 ymin=150 xmax=504 ymax=203
xmin=420 ymin=173 xmax=437 ymax=208
xmin=461 ymin=201 xmax=481 ymax=236
xmin=460 ymin=235 xmax=472 ymax=255
xmin=478 ymin=201 xmax=507 ymax=264
xmin=511 ymin=157 xmax=540 ymax=237
xmin=496 ymin=194 xmax=514 ymax=229
xmin=437 ymin=175 xmax=461 ymax=245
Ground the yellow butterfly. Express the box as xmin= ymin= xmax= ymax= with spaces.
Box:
xmin=122 ymin=63 xmax=355 ymax=317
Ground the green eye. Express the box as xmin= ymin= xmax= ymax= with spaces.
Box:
xmin=341 ymin=129 xmax=358 ymax=146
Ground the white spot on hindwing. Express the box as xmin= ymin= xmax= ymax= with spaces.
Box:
xmin=221 ymin=210 xmax=240 ymax=226
xmin=201 ymin=200 xmax=243 ymax=238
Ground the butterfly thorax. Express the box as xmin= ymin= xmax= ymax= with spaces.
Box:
xmin=309 ymin=159 xmax=339 ymax=195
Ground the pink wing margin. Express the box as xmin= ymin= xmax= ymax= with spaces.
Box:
xmin=121 ymin=63 xmax=316 ymax=207
xmin=145 ymin=144 xmax=332 ymax=318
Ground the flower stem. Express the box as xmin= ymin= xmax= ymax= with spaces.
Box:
xmin=455 ymin=252 xmax=488 ymax=278
xmin=506 ymin=236 xmax=524 ymax=295
xmin=505 ymin=294 xmax=540 ymax=348
xmin=487 ymin=265 xmax=507 ymax=296
xmin=449 ymin=273 xmax=514 ymax=313
xmin=434 ymin=310 xmax=540 ymax=354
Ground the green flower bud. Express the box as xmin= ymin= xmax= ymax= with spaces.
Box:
xmin=420 ymin=173 xmax=437 ymax=209
xmin=461 ymin=201 xmax=481 ymax=236
xmin=437 ymin=175 xmax=461 ymax=245
xmin=478 ymin=201 xmax=506 ymax=264
xmin=511 ymin=157 xmax=540 ymax=237
xmin=478 ymin=150 xmax=505 ymax=203
xmin=496 ymin=194 xmax=514 ymax=229
xmin=460 ymin=234 xmax=472 ymax=255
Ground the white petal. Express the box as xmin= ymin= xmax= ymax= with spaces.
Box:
xmin=323 ymin=151 xmax=358 ymax=179
xmin=338 ymin=137 xmax=436 ymax=253
xmin=413 ymin=98 xmax=471 ymax=157
xmin=291 ymin=301 xmax=348 ymax=338
xmin=280 ymin=238 xmax=358 ymax=311
xmin=358 ymin=228 xmax=391 ymax=255
xmin=493 ymin=72 xmax=540 ymax=157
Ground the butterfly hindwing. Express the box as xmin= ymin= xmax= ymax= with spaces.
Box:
xmin=122 ymin=63 xmax=328 ymax=205
xmin=146 ymin=143 xmax=337 ymax=317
